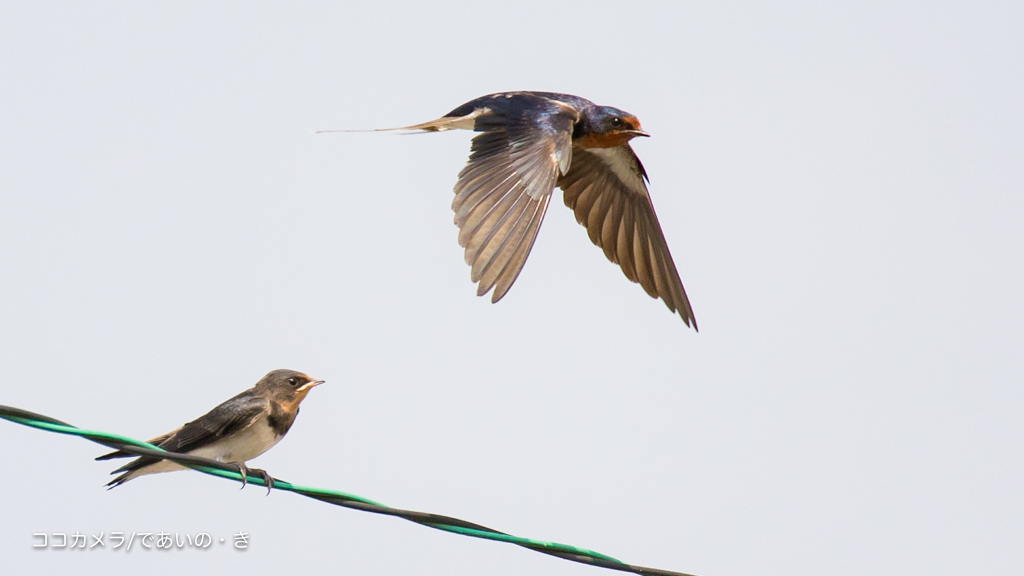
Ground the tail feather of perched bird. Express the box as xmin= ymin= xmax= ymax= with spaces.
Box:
xmin=95 ymin=430 xmax=178 ymax=461
xmin=97 ymin=369 xmax=323 ymax=491
xmin=325 ymin=91 xmax=697 ymax=329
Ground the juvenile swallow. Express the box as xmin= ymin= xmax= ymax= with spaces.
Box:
xmin=96 ymin=369 xmax=323 ymax=494
xmin=330 ymin=91 xmax=696 ymax=328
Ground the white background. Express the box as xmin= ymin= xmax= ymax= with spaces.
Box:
xmin=1 ymin=2 xmax=1021 ymax=575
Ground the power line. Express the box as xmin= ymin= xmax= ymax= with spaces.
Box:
xmin=1 ymin=404 xmax=697 ymax=576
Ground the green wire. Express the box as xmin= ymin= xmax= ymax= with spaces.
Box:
xmin=1 ymin=406 xmax=696 ymax=576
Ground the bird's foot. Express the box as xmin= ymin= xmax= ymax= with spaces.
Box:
xmin=232 ymin=463 xmax=274 ymax=495
xmin=248 ymin=468 xmax=275 ymax=496
xmin=234 ymin=462 xmax=250 ymax=490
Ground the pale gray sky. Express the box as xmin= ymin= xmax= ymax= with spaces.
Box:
xmin=2 ymin=2 xmax=1022 ymax=575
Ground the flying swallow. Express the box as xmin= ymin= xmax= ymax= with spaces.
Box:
xmin=328 ymin=91 xmax=696 ymax=328
xmin=96 ymin=369 xmax=323 ymax=494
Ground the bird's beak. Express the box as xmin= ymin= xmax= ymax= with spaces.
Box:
xmin=298 ymin=380 xmax=325 ymax=392
xmin=626 ymin=129 xmax=650 ymax=138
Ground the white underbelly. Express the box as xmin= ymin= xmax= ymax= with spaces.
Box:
xmin=190 ymin=418 xmax=283 ymax=463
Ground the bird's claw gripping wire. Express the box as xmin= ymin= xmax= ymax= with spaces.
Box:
xmin=234 ymin=462 xmax=274 ymax=495
xmin=254 ymin=468 xmax=275 ymax=495
xmin=235 ymin=462 xmax=250 ymax=490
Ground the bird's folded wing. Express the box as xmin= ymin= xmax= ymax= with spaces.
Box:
xmin=104 ymin=393 xmax=269 ymax=474
xmin=558 ymin=146 xmax=697 ymax=329
xmin=161 ymin=394 xmax=269 ymax=454
xmin=452 ymin=94 xmax=579 ymax=302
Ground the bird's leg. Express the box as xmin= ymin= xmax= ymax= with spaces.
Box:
xmin=234 ymin=462 xmax=250 ymax=490
xmin=246 ymin=468 xmax=275 ymax=496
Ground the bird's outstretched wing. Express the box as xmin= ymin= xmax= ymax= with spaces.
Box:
xmin=97 ymin=392 xmax=269 ymax=475
xmin=558 ymin=145 xmax=697 ymax=329
xmin=444 ymin=93 xmax=580 ymax=301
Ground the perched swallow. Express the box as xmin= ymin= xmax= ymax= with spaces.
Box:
xmin=331 ymin=91 xmax=696 ymax=328
xmin=96 ymin=369 xmax=323 ymax=494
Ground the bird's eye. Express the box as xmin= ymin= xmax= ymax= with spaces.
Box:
xmin=610 ymin=117 xmax=623 ymax=128
xmin=288 ymin=377 xmax=298 ymax=387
